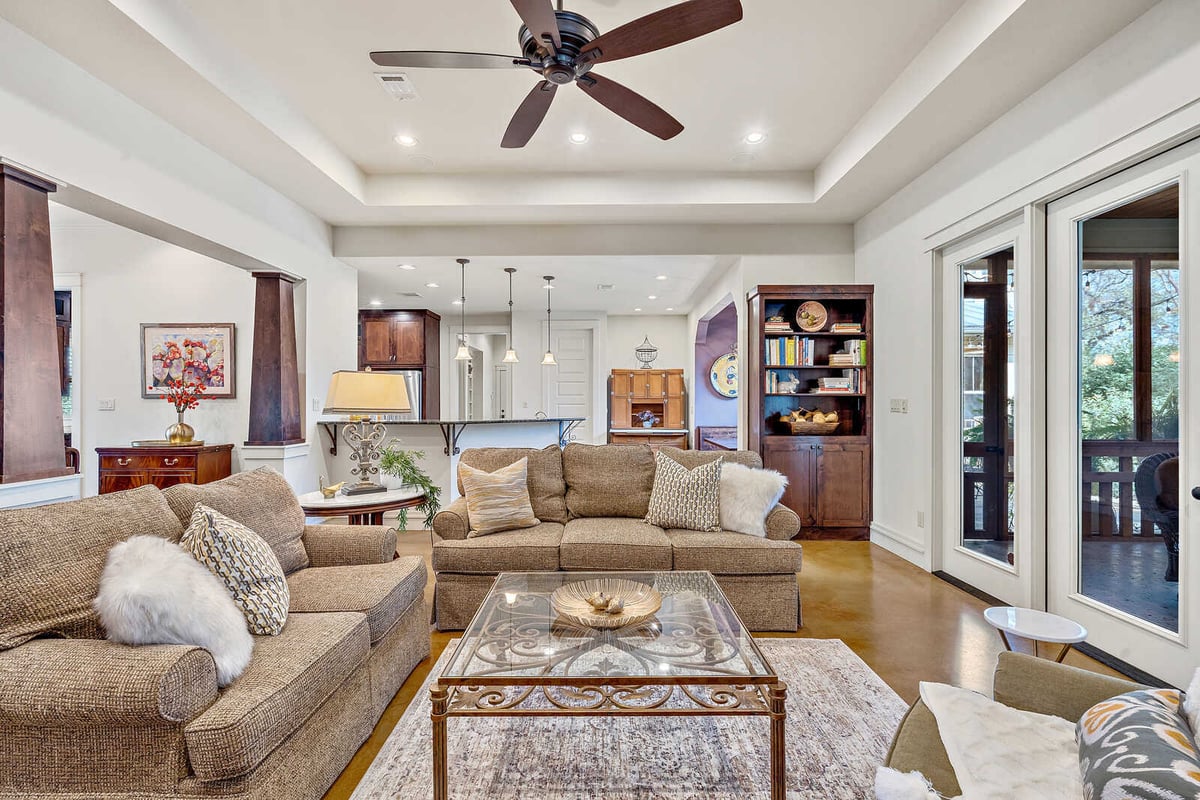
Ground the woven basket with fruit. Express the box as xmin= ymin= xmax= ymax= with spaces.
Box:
xmin=787 ymin=408 xmax=840 ymax=435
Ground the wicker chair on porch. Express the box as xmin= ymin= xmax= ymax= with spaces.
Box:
xmin=1133 ymin=452 xmax=1179 ymax=582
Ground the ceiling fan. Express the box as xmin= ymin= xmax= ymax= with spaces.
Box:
xmin=370 ymin=0 xmax=743 ymax=148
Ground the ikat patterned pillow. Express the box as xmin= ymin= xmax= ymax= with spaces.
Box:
xmin=645 ymin=451 xmax=722 ymax=532
xmin=182 ymin=504 xmax=289 ymax=636
xmin=1077 ymin=687 xmax=1200 ymax=800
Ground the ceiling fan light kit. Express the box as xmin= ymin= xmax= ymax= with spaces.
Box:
xmin=369 ymin=0 xmax=743 ymax=148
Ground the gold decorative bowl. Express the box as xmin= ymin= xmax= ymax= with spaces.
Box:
xmin=550 ymin=578 xmax=662 ymax=630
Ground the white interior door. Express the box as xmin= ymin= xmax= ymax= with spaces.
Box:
xmin=1047 ymin=139 xmax=1198 ymax=686
xmin=545 ymin=328 xmax=594 ymax=443
xmin=938 ymin=217 xmax=1041 ymax=606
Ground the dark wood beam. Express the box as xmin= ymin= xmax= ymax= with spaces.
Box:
xmin=0 ymin=165 xmax=73 ymax=483
xmin=245 ymin=272 xmax=303 ymax=446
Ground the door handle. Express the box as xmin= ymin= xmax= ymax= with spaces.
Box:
xmin=1193 ymin=486 xmax=1200 ymax=501
xmin=984 ymin=445 xmax=1003 ymax=453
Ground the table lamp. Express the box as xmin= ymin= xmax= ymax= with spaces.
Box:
xmin=322 ymin=370 xmax=411 ymax=495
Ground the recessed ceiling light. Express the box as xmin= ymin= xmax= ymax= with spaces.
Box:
xmin=426 ymin=282 xmax=439 ymax=288
xmin=569 ymin=132 xmax=589 ymax=144
xmin=634 ymin=307 xmax=642 ymax=312
xmin=648 ymin=295 xmax=657 ymax=300
xmin=369 ymin=299 xmax=382 ymax=306
xmin=397 ymin=263 xmax=416 ymax=270
xmin=395 ymin=134 xmax=419 ymax=147
xmin=655 ymin=274 xmax=668 ymax=281
xmin=744 ymin=131 xmax=767 ymax=144
xmin=666 ymin=307 xmax=675 ymax=311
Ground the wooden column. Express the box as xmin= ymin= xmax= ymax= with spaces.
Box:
xmin=245 ymin=272 xmax=303 ymax=446
xmin=0 ymin=165 xmax=72 ymax=483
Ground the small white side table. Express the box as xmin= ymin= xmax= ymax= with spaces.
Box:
xmin=983 ymin=607 xmax=1088 ymax=663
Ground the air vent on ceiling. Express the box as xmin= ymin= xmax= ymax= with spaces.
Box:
xmin=397 ymin=291 xmax=423 ymax=298
xmin=596 ymin=284 xmax=615 ymax=291
xmin=375 ymin=73 xmax=419 ymax=101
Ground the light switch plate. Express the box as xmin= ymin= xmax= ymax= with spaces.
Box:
xmin=889 ymin=398 xmax=909 ymax=414
xmin=98 ymin=398 xmax=116 ymax=411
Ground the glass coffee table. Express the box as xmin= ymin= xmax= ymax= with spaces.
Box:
xmin=431 ymin=571 xmax=786 ymax=799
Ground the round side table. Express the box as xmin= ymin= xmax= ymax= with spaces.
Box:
xmin=984 ymin=606 xmax=1088 ymax=663
xmin=298 ymin=486 xmax=426 ymax=526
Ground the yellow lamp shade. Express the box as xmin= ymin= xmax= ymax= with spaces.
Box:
xmin=322 ymin=370 xmax=411 ymax=415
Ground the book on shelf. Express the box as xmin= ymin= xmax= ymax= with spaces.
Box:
xmin=830 ymin=322 xmax=863 ymax=333
xmin=764 ymin=335 xmax=814 ymax=367
xmin=828 ymin=339 xmax=867 ymax=367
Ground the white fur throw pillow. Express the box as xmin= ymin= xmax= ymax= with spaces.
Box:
xmin=720 ymin=462 xmax=787 ymax=537
xmin=1182 ymin=666 xmax=1200 ymax=741
xmin=94 ymin=535 xmax=252 ymax=687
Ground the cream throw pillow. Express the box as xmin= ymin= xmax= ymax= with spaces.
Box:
xmin=182 ymin=504 xmax=290 ymax=635
xmin=646 ymin=451 xmax=722 ymax=532
xmin=459 ymin=457 xmax=540 ymax=537
xmin=720 ymin=462 xmax=787 ymax=537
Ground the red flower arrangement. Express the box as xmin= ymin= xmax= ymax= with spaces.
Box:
xmin=156 ymin=377 xmax=209 ymax=413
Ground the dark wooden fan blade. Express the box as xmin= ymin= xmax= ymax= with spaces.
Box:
xmin=578 ymin=73 xmax=683 ymax=140
xmin=510 ymin=0 xmax=561 ymax=51
xmin=579 ymin=0 xmax=742 ymax=64
xmin=502 ymin=81 xmax=558 ymax=148
xmin=370 ymin=51 xmax=528 ymax=69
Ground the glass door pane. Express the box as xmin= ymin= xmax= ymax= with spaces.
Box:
xmin=1076 ymin=184 xmax=1179 ymax=632
xmin=960 ymin=248 xmax=1015 ymax=564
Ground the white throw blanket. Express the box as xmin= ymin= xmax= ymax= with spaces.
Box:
xmin=876 ymin=682 xmax=1082 ymax=800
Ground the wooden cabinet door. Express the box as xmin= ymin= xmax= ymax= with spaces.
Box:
xmin=360 ymin=316 xmax=395 ymax=366
xmin=665 ymin=371 xmax=685 ymax=397
xmin=763 ymin=441 xmax=817 ymax=526
xmin=664 ymin=396 xmax=684 ymax=428
xmin=815 ymin=443 xmax=870 ymax=527
xmin=645 ymin=371 xmax=666 ymax=398
xmin=99 ymin=472 xmax=147 ymax=494
xmin=390 ymin=317 xmax=425 ymax=366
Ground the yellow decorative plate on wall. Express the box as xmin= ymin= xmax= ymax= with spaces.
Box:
xmin=710 ymin=352 xmax=738 ymax=398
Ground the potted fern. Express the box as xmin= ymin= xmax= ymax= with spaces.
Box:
xmin=378 ymin=444 xmax=442 ymax=530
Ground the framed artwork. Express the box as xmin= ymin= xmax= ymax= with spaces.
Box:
xmin=141 ymin=323 xmax=236 ymax=398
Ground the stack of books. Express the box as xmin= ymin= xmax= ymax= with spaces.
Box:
xmin=830 ymin=322 xmax=863 ymax=334
xmin=827 ymin=339 xmax=867 ymax=367
xmin=764 ymin=316 xmax=793 ymax=334
xmin=765 ymin=336 xmax=814 ymax=366
xmin=816 ymin=376 xmax=855 ymax=393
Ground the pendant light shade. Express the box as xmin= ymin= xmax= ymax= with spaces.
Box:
xmin=502 ymin=267 xmax=519 ymax=363
xmin=541 ymin=275 xmax=557 ymax=366
xmin=454 ymin=258 xmax=471 ymax=361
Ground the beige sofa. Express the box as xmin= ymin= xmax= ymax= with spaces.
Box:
xmin=0 ymin=467 xmax=429 ymax=800
xmin=886 ymin=652 xmax=1139 ymax=796
xmin=432 ymin=443 xmax=803 ymax=632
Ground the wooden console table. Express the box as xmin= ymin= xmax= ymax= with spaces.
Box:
xmin=96 ymin=443 xmax=233 ymax=494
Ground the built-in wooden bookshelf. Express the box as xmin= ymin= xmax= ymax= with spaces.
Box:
xmin=748 ymin=285 xmax=874 ymax=540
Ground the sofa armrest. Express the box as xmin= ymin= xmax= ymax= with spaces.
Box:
xmin=432 ymin=497 xmax=470 ymax=541
xmin=884 ymin=699 xmax=962 ymax=798
xmin=993 ymin=651 xmax=1141 ymax=721
xmin=0 ymin=639 xmax=217 ymax=726
xmin=764 ymin=504 xmax=801 ymax=541
xmin=302 ymin=523 xmax=397 ymax=566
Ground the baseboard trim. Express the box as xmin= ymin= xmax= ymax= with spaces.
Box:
xmin=932 ymin=571 xmax=1173 ymax=688
xmin=870 ymin=521 xmax=926 ymax=553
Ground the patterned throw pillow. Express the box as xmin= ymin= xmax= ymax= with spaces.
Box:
xmin=646 ymin=451 xmax=722 ymax=532
xmin=182 ymin=504 xmax=290 ymax=636
xmin=459 ymin=457 xmax=540 ymax=537
xmin=1078 ymin=688 xmax=1200 ymax=799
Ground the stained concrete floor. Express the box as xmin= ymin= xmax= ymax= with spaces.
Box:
xmin=321 ymin=539 xmax=1124 ymax=800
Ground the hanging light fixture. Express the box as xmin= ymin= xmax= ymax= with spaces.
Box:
xmin=503 ymin=267 xmax=519 ymax=363
xmin=541 ymin=275 xmax=557 ymax=366
xmin=454 ymin=258 xmax=471 ymax=361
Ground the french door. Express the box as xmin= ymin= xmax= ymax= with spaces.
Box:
xmin=938 ymin=217 xmax=1041 ymax=606
xmin=1047 ymin=140 xmax=1199 ymax=686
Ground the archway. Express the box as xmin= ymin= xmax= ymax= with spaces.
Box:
xmin=693 ymin=298 xmax=739 ymax=449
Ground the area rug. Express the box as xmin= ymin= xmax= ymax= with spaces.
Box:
xmin=351 ymin=638 xmax=906 ymax=799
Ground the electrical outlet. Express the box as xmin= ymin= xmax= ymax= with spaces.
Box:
xmin=98 ymin=398 xmax=116 ymax=411
xmin=917 ymin=511 xmax=925 ymax=528
xmin=890 ymin=398 xmax=909 ymax=414
xmin=312 ymin=398 xmax=322 ymax=412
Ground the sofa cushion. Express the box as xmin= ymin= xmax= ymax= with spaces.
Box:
xmin=0 ymin=485 xmax=183 ymax=650
xmin=433 ymin=523 xmax=563 ymax=574
xmin=667 ymin=530 xmax=802 ymax=575
xmin=164 ymin=467 xmax=309 ymax=574
xmin=658 ymin=446 xmax=762 ymax=470
xmin=457 ymin=445 xmax=568 ymax=524
xmin=560 ymin=518 xmax=672 ymax=571
xmin=287 ymin=556 xmax=426 ymax=644
xmin=184 ymin=612 xmax=369 ymax=782
xmin=460 ymin=458 xmax=540 ymax=537
xmin=646 ymin=451 xmax=723 ymax=532
xmin=563 ymin=443 xmax=655 ymax=518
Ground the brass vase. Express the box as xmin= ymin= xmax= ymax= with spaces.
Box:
xmin=166 ymin=411 xmax=195 ymax=444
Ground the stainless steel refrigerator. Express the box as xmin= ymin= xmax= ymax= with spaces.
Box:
xmin=375 ymin=369 xmax=422 ymax=421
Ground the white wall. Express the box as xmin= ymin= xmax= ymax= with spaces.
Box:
xmin=854 ymin=0 xmax=1200 ymax=567
xmin=606 ymin=315 xmax=690 ymax=373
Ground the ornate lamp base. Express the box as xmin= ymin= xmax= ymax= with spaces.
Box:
xmin=342 ymin=419 xmax=388 ymax=495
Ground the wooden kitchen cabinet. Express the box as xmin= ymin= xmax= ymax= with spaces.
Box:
xmin=762 ymin=437 xmax=870 ymax=538
xmin=96 ymin=444 xmax=233 ymax=495
xmin=358 ymin=310 xmax=438 ymax=369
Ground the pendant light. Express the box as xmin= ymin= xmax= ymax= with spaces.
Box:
xmin=541 ymin=275 xmax=557 ymax=366
xmin=454 ymin=258 xmax=471 ymax=361
xmin=502 ymin=267 xmax=519 ymax=363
